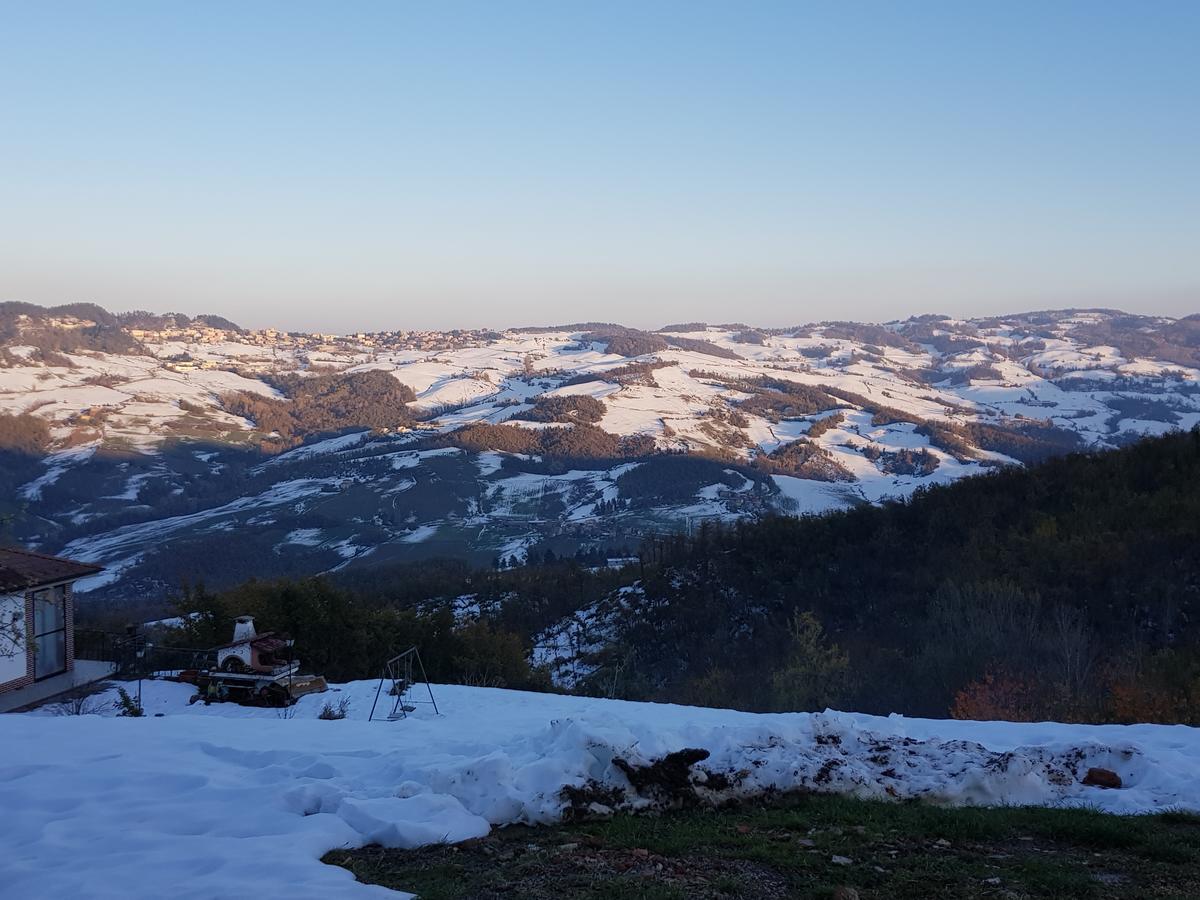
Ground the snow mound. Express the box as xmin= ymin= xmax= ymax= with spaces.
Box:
xmin=2 ymin=681 xmax=1198 ymax=899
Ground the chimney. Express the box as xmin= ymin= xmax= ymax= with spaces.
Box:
xmin=232 ymin=615 xmax=256 ymax=643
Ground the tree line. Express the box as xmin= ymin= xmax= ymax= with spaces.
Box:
xmin=103 ymin=426 xmax=1200 ymax=726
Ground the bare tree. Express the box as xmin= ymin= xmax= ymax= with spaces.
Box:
xmin=1050 ymin=603 xmax=1099 ymax=697
xmin=51 ymin=688 xmax=105 ymax=716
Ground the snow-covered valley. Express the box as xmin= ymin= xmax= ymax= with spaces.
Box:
xmin=3 ymin=306 xmax=1200 ymax=599
xmin=5 ymin=679 xmax=1200 ymax=899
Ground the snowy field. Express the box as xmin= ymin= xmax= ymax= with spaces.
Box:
xmin=3 ymin=680 xmax=1200 ymax=899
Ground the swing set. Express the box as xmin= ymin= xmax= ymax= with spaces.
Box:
xmin=368 ymin=646 xmax=439 ymax=721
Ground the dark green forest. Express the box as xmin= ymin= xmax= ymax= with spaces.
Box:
xmin=150 ymin=428 xmax=1200 ymax=725
xmin=619 ymin=426 xmax=1200 ymax=722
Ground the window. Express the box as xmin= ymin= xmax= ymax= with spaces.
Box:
xmin=33 ymin=585 xmax=67 ymax=679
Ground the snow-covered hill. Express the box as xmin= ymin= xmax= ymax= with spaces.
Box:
xmin=3 ymin=307 xmax=1199 ymax=597
xmin=4 ymin=679 xmax=1199 ymax=899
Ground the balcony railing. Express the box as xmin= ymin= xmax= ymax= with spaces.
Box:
xmin=74 ymin=629 xmax=216 ymax=679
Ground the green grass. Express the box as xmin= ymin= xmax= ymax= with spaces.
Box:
xmin=325 ymin=794 xmax=1200 ymax=899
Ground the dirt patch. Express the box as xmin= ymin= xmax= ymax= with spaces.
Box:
xmin=332 ymin=827 xmax=796 ymax=899
xmin=563 ymin=747 xmax=754 ymax=819
xmin=613 ymin=747 xmax=710 ymax=800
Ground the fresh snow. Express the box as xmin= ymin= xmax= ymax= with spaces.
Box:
xmin=4 ymin=680 xmax=1199 ymax=899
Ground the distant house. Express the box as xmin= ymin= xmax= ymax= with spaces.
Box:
xmin=0 ymin=548 xmax=109 ymax=712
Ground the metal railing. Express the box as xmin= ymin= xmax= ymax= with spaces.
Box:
xmin=75 ymin=629 xmax=216 ymax=679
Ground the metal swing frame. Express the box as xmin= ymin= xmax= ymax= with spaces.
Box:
xmin=368 ymin=646 xmax=439 ymax=721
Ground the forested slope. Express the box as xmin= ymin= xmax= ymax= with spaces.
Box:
xmin=618 ymin=427 xmax=1200 ymax=719
xmin=146 ymin=429 xmax=1200 ymax=725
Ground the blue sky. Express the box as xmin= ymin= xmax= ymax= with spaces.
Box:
xmin=2 ymin=1 xmax=1197 ymax=331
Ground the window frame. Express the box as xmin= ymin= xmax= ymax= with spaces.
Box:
xmin=31 ymin=583 xmax=69 ymax=681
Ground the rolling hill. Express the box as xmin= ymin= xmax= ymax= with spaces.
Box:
xmin=2 ymin=302 xmax=1198 ymax=602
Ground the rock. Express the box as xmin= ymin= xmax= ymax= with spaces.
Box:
xmin=934 ymin=838 xmax=951 ymax=848
xmin=831 ymin=887 xmax=860 ymax=900
xmin=1082 ymin=767 xmax=1122 ymax=789
xmin=831 ymin=855 xmax=853 ymax=866
xmin=631 ymin=848 xmax=650 ymax=859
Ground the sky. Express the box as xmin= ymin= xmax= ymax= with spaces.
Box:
xmin=2 ymin=1 xmax=1198 ymax=333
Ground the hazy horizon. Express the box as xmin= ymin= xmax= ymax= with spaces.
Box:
xmin=3 ymin=1 xmax=1198 ymax=332
xmin=8 ymin=296 xmax=1199 ymax=336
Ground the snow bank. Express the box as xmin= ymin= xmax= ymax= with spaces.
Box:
xmin=3 ymin=681 xmax=1199 ymax=899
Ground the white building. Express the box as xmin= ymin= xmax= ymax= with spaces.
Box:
xmin=0 ymin=548 xmax=111 ymax=712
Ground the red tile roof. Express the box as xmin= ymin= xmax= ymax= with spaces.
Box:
xmin=0 ymin=547 xmax=103 ymax=594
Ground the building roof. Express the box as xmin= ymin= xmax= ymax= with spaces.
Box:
xmin=0 ymin=547 xmax=103 ymax=594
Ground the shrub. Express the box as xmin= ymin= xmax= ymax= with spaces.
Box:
xmin=115 ymin=687 xmax=145 ymax=717
xmin=951 ymin=670 xmax=1043 ymax=722
xmin=318 ymin=697 xmax=351 ymax=720
xmin=50 ymin=690 xmax=104 ymax=716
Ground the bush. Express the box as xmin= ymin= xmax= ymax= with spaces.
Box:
xmin=50 ymin=690 xmax=104 ymax=716
xmin=115 ymin=687 xmax=145 ymax=717
xmin=951 ymin=670 xmax=1043 ymax=722
xmin=318 ymin=697 xmax=351 ymax=720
